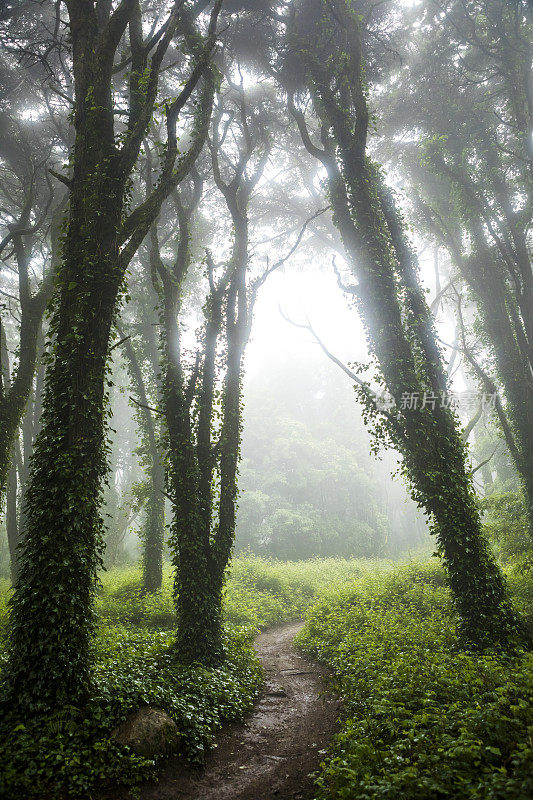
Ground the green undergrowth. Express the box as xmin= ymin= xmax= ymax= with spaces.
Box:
xmin=0 ymin=555 xmax=376 ymax=799
xmin=95 ymin=554 xmax=371 ymax=631
xmin=297 ymin=560 xmax=533 ymax=800
xmin=0 ymin=624 xmax=260 ymax=799
xmin=2 ymin=555 xmax=529 ymax=798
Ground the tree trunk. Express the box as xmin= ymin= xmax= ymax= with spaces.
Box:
xmin=122 ymin=334 xmax=165 ymax=593
xmin=288 ymin=0 xmax=522 ymax=645
xmin=5 ymin=87 xmax=125 ymax=706
xmin=6 ymin=457 xmax=18 ymax=584
xmin=142 ymin=458 xmax=166 ymax=593
xmin=4 ymin=0 xmax=220 ymax=712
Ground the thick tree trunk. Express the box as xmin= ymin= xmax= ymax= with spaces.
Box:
xmin=5 ymin=245 xmax=122 ymax=711
xmin=166 ymin=351 xmax=225 ymax=664
xmin=5 ymin=103 xmax=125 ymax=706
xmin=160 ymin=178 xmax=251 ymax=665
xmin=3 ymin=0 xmax=220 ymax=714
xmin=161 ymin=271 xmax=226 ymax=663
xmin=288 ymin=0 xmax=522 ymax=645
xmin=341 ymin=161 xmax=517 ymax=643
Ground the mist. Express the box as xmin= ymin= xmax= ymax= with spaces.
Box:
xmin=0 ymin=1 xmax=530 ymax=798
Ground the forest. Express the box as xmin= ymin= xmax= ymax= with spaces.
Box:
xmin=0 ymin=1 xmax=531 ymax=798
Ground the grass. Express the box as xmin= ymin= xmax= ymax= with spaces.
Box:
xmin=95 ymin=554 xmax=373 ymax=631
xmin=296 ymin=560 xmax=533 ymax=800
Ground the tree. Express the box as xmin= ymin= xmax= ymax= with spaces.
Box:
xmin=4 ymin=0 xmax=222 ymax=715
xmin=0 ymin=82 xmax=66 ymax=578
xmin=279 ymin=0 xmax=522 ymax=645
xmin=120 ymin=329 xmax=165 ymax=592
xmin=376 ymin=0 xmax=533 ymax=537
xmin=148 ymin=75 xmax=277 ymax=663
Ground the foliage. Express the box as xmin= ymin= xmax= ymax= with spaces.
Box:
xmin=94 ymin=554 xmax=370 ymax=631
xmin=0 ymin=555 xmax=372 ymax=797
xmin=481 ymin=492 xmax=531 ymax=567
xmin=297 ymin=560 xmax=533 ymax=800
xmin=0 ymin=624 xmax=261 ymax=799
xmin=236 ymin=359 xmax=408 ymax=560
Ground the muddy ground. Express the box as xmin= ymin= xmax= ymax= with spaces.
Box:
xmin=115 ymin=621 xmax=340 ymax=800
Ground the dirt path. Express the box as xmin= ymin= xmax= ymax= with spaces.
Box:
xmin=134 ymin=621 xmax=339 ymax=800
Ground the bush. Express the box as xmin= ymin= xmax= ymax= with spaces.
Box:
xmin=0 ymin=624 xmax=262 ymax=798
xmin=297 ymin=562 xmax=533 ymax=800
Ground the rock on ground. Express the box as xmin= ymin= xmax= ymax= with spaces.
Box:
xmin=112 ymin=707 xmax=179 ymax=758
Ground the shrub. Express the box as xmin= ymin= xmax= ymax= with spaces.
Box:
xmin=0 ymin=624 xmax=262 ymax=798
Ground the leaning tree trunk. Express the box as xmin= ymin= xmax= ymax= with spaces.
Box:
xmin=287 ymin=0 xmax=522 ymax=646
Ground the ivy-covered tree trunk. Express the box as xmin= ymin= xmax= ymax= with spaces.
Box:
xmin=287 ymin=0 xmax=522 ymax=646
xmin=162 ymin=248 xmax=223 ymax=663
xmin=4 ymin=0 xmax=221 ymax=713
xmin=152 ymin=88 xmax=267 ymax=663
xmin=5 ymin=134 xmax=125 ymax=711
xmin=0 ymin=287 xmax=50 ymax=581
xmin=172 ymin=214 xmax=249 ymax=665
xmin=211 ymin=217 xmax=248 ymax=610
xmin=152 ymin=197 xmax=227 ymax=664
xmin=142 ymin=456 xmax=166 ymax=593
xmin=0 ymin=129 xmax=63 ymax=518
xmin=377 ymin=2 xmax=532 ymax=538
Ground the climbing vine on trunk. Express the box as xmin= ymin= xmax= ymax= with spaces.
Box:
xmin=4 ymin=0 xmax=222 ymax=715
xmin=283 ymin=0 xmax=523 ymax=647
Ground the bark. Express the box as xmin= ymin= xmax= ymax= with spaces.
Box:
xmin=5 ymin=0 xmax=221 ymax=713
xmin=286 ymin=0 xmax=522 ymax=645
xmin=0 ymin=235 xmax=55 ymax=502
xmin=6 ymin=457 xmax=18 ymax=584
xmin=121 ymin=334 xmax=165 ymax=593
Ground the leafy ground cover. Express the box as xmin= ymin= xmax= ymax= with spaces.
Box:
xmin=1 ymin=555 xmax=530 ymax=799
xmin=94 ymin=555 xmax=369 ymax=631
xmin=297 ymin=560 xmax=533 ymax=800
xmin=0 ymin=555 xmax=370 ymax=798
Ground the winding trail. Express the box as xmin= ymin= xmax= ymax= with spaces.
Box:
xmin=136 ymin=621 xmax=339 ymax=800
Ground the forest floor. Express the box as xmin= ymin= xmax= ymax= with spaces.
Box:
xmin=109 ymin=621 xmax=339 ymax=800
